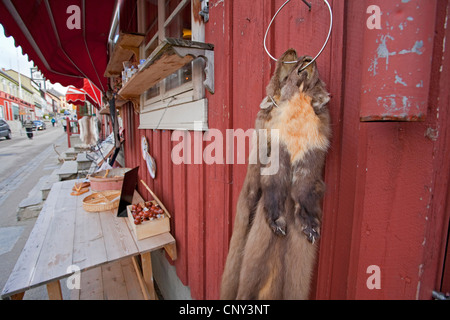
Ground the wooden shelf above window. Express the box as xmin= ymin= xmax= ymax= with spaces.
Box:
xmin=104 ymin=32 xmax=145 ymax=77
xmin=118 ymin=38 xmax=214 ymax=100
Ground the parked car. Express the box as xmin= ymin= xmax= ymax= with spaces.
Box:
xmin=33 ymin=120 xmax=46 ymax=131
xmin=0 ymin=119 xmax=12 ymax=139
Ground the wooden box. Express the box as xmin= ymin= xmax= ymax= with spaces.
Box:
xmin=127 ymin=201 xmax=170 ymax=240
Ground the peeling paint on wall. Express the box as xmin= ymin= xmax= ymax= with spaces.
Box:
xmin=394 ymin=73 xmax=408 ymax=86
xmin=375 ymin=94 xmax=415 ymax=114
xmin=369 ymin=34 xmax=396 ymax=76
xmin=399 ymin=40 xmax=424 ymax=55
xmin=360 ymin=0 xmax=436 ymax=122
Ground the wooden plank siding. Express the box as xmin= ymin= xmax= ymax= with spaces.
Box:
xmin=316 ymin=0 xmax=450 ymax=300
xmin=120 ymin=0 xmax=450 ymax=300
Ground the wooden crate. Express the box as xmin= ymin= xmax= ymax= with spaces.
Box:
xmin=127 ymin=200 xmax=170 ymax=240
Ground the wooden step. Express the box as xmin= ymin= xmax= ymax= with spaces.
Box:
xmin=40 ymin=171 xmax=60 ymax=200
xmin=62 ymin=148 xmax=78 ymax=161
xmin=74 ymin=144 xmax=91 ymax=153
xmin=56 ymin=161 xmax=78 ymax=181
xmin=76 ymin=152 xmax=93 ymax=171
xmin=16 ymin=177 xmax=45 ymax=221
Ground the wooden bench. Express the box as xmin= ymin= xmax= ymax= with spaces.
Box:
xmin=1 ymin=180 xmax=176 ymax=300
xmin=69 ymin=257 xmax=150 ymax=300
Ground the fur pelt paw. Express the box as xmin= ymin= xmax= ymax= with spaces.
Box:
xmin=269 ymin=217 xmax=287 ymax=237
xmin=302 ymin=225 xmax=320 ymax=244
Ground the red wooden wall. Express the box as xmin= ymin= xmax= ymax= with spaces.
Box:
xmin=315 ymin=0 xmax=450 ymax=299
xmin=121 ymin=0 xmax=450 ymax=300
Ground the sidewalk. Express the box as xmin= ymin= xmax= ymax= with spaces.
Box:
xmin=0 ymin=126 xmax=113 ymax=299
xmin=0 ymin=128 xmax=85 ymax=299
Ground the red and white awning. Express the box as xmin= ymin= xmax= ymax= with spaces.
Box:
xmin=65 ymin=86 xmax=86 ymax=106
xmin=66 ymin=78 xmax=102 ymax=109
xmin=82 ymin=78 xmax=102 ymax=108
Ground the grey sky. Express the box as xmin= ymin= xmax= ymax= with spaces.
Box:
xmin=0 ymin=23 xmax=68 ymax=95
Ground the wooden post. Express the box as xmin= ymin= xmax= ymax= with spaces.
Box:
xmin=46 ymin=281 xmax=63 ymax=300
xmin=66 ymin=117 xmax=71 ymax=148
xmin=131 ymin=256 xmax=150 ymax=300
xmin=9 ymin=292 xmax=25 ymax=300
xmin=140 ymin=252 xmax=157 ymax=300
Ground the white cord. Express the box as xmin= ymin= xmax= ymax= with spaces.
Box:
xmin=263 ymin=0 xmax=333 ymax=71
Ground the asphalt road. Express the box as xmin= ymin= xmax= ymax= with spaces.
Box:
xmin=0 ymin=124 xmax=65 ymax=183
xmin=0 ymin=122 xmax=67 ymax=299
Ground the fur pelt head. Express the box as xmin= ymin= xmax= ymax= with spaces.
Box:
xmin=280 ymin=55 xmax=330 ymax=114
xmin=266 ymin=48 xmax=298 ymax=99
xmin=259 ymin=49 xmax=299 ymax=116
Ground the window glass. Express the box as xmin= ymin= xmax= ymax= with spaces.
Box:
xmin=165 ymin=62 xmax=192 ymax=92
xmin=144 ymin=40 xmax=159 ymax=58
xmin=165 ymin=0 xmax=183 ymax=20
xmin=144 ymin=0 xmax=158 ymax=46
xmin=145 ymin=81 xmax=161 ymax=100
xmin=165 ymin=1 xmax=191 ymax=40
xmin=144 ymin=0 xmax=193 ymax=100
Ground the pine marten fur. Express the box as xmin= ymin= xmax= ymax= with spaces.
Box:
xmin=220 ymin=49 xmax=331 ymax=300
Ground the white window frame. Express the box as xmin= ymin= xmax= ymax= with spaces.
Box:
xmin=137 ymin=0 xmax=208 ymax=131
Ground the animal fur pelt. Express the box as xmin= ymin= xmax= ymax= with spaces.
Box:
xmin=220 ymin=49 xmax=331 ymax=300
xmin=79 ymin=116 xmax=100 ymax=146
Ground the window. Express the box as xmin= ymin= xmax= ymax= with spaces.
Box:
xmin=4 ymin=102 xmax=9 ymax=120
xmin=137 ymin=0 xmax=209 ymax=131
xmin=12 ymin=104 xmax=19 ymax=120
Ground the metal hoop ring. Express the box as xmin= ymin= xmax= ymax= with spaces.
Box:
xmin=263 ymin=0 xmax=333 ymax=71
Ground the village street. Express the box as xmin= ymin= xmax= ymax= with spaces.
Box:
xmin=0 ymin=122 xmax=66 ymax=299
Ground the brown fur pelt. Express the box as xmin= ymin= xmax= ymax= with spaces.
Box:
xmin=220 ymin=49 xmax=331 ymax=300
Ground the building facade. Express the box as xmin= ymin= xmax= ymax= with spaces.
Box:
xmin=115 ymin=0 xmax=450 ymax=300
xmin=4 ymin=69 xmax=45 ymax=119
xmin=0 ymin=69 xmax=36 ymax=123
xmin=1 ymin=0 xmax=448 ymax=300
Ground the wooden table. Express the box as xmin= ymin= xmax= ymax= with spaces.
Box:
xmin=1 ymin=180 xmax=176 ymax=300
